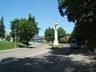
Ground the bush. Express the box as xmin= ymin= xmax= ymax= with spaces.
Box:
xmin=59 ymin=37 xmax=68 ymax=43
xmin=18 ymin=42 xmax=27 ymax=47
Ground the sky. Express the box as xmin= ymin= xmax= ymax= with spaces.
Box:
xmin=0 ymin=0 xmax=75 ymax=36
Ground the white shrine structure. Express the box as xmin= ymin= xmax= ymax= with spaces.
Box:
xmin=54 ymin=23 xmax=59 ymax=45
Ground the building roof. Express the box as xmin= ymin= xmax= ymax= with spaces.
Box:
xmin=33 ymin=35 xmax=44 ymax=39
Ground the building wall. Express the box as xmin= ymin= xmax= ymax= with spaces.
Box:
xmin=33 ymin=38 xmax=43 ymax=42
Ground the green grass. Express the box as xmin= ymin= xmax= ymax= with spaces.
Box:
xmin=93 ymin=59 xmax=96 ymax=67
xmin=36 ymin=42 xmax=43 ymax=44
xmin=0 ymin=41 xmax=26 ymax=50
xmin=17 ymin=42 xmax=27 ymax=47
xmin=58 ymin=44 xmax=64 ymax=47
xmin=48 ymin=43 xmax=64 ymax=47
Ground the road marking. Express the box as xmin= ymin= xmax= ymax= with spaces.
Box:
xmin=0 ymin=49 xmax=50 ymax=65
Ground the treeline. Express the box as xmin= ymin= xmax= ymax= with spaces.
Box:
xmin=44 ymin=27 xmax=70 ymax=43
xmin=58 ymin=0 xmax=96 ymax=51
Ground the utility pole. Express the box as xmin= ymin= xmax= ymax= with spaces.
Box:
xmin=15 ymin=26 xmax=16 ymax=48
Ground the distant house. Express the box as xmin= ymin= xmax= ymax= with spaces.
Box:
xmin=5 ymin=32 xmax=10 ymax=37
xmin=66 ymin=35 xmax=70 ymax=40
xmin=32 ymin=36 xmax=45 ymax=42
xmin=0 ymin=32 xmax=10 ymax=41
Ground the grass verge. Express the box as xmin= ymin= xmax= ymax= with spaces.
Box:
xmin=93 ymin=59 xmax=96 ymax=67
xmin=48 ymin=43 xmax=64 ymax=47
xmin=0 ymin=41 xmax=26 ymax=50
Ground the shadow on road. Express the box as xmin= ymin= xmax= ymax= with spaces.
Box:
xmin=50 ymin=47 xmax=93 ymax=56
xmin=19 ymin=46 xmax=35 ymax=49
xmin=0 ymin=47 xmax=92 ymax=72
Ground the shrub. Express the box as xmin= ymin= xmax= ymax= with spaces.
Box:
xmin=60 ymin=37 xmax=68 ymax=43
xmin=18 ymin=42 xmax=27 ymax=47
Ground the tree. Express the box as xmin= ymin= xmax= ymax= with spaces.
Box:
xmin=5 ymin=35 xmax=11 ymax=41
xmin=44 ymin=27 xmax=66 ymax=42
xmin=58 ymin=0 xmax=96 ymax=51
xmin=10 ymin=14 xmax=39 ymax=45
xmin=60 ymin=37 xmax=68 ymax=43
xmin=0 ymin=16 xmax=5 ymax=40
xmin=44 ymin=27 xmax=54 ymax=41
xmin=58 ymin=27 xmax=66 ymax=42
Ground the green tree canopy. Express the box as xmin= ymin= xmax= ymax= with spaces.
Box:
xmin=44 ymin=27 xmax=54 ymax=41
xmin=58 ymin=27 xmax=66 ymax=41
xmin=58 ymin=0 xmax=96 ymax=51
xmin=10 ymin=14 xmax=39 ymax=45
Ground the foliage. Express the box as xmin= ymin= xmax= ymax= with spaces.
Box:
xmin=0 ymin=16 xmax=5 ymax=39
xmin=17 ymin=42 xmax=27 ymax=47
xmin=58 ymin=27 xmax=66 ymax=42
xmin=0 ymin=41 xmax=26 ymax=50
xmin=5 ymin=35 xmax=11 ymax=41
xmin=44 ymin=27 xmax=54 ymax=41
xmin=93 ymin=59 xmax=96 ymax=67
xmin=10 ymin=14 xmax=39 ymax=45
xmin=0 ymin=41 xmax=18 ymax=50
xmin=58 ymin=0 xmax=96 ymax=51
xmin=60 ymin=37 xmax=68 ymax=43
xmin=44 ymin=27 xmax=66 ymax=42
xmin=66 ymin=33 xmax=71 ymax=36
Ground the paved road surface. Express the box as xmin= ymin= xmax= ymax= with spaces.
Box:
xmin=0 ymin=43 xmax=93 ymax=72
xmin=0 ymin=42 xmax=51 ymax=64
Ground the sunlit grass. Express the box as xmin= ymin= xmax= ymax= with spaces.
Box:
xmin=0 ymin=41 xmax=26 ymax=50
xmin=48 ymin=43 xmax=64 ymax=47
xmin=93 ymin=59 xmax=96 ymax=67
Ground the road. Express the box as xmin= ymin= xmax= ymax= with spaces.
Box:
xmin=0 ymin=42 xmax=93 ymax=72
xmin=0 ymin=42 xmax=51 ymax=64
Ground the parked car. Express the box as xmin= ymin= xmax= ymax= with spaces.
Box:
xmin=70 ymin=39 xmax=78 ymax=49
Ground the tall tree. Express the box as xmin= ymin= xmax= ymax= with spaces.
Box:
xmin=58 ymin=0 xmax=96 ymax=51
xmin=10 ymin=14 xmax=39 ymax=45
xmin=0 ymin=16 xmax=5 ymax=39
